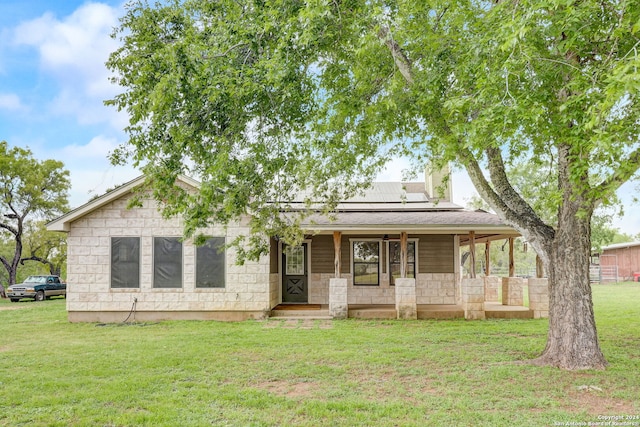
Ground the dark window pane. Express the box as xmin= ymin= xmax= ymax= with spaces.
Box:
xmin=154 ymin=237 xmax=182 ymax=288
xmin=111 ymin=237 xmax=140 ymax=288
xmin=389 ymin=241 xmax=416 ymax=285
xmin=353 ymin=241 xmax=379 ymax=285
xmin=196 ymin=237 xmax=225 ymax=288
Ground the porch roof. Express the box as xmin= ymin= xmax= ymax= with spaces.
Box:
xmin=288 ymin=209 xmax=519 ymax=241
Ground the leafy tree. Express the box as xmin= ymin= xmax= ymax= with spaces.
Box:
xmin=20 ymin=220 xmax=67 ymax=278
xmin=107 ymin=1 xmax=640 ymax=369
xmin=0 ymin=142 xmax=70 ymax=297
xmin=610 ymin=230 xmax=638 ymax=245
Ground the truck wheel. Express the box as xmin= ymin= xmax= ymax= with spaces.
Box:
xmin=10 ymin=299 xmax=19 ymax=303
xmin=35 ymin=291 xmax=46 ymax=302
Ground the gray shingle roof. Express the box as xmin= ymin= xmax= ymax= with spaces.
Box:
xmin=298 ymin=209 xmax=506 ymax=227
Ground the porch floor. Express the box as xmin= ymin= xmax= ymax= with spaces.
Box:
xmin=270 ymin=303 xmax=533 ymax=320
xmin=348 ymin=304 xmax=465 ymax=319
xmin=484 ymin=302 xmax=533 ymax=319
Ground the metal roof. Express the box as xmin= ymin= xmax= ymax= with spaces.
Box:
xmin=286 ymin=182 xmax=461 ymax=211
xmin=600 ymin=241 xmax=640 ymax=251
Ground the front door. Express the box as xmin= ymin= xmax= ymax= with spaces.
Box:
xmin=282 ymin=244 xmax=308 ymax=303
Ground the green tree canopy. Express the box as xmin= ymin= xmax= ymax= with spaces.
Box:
xmin=0 ymin=141 xmax=70 ymax=294
xmin=20 ymin=220 xmax=67 ymax=278
xmin=107 ymin=0 xmax=640 ymax=369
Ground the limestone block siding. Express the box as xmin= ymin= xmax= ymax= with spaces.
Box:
xmin=65 ymin=193 xmax=271 ymax=320
xmin=305 ymin=272 xmax=458 ymax=305
xmin=416 ymin=273 xmax=457 ymax=305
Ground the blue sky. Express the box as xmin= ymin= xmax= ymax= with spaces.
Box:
xmin=0 ymin=0 xmax=136 ymax=207
xmin=1 ymin=1 xmax=639 ymax=236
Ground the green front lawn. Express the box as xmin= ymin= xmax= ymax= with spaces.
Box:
xmin=1 ymin=283 xmax=639 ymax=426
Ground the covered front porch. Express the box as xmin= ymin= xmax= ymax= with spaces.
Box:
xmin=268 ymin=180 xmax=549 ymax=321
xmin=269 ymin=228 xmax=549 ymax=321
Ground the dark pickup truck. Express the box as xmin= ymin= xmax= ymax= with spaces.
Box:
xmin=7 ymin=275 xmax=66 ymax=302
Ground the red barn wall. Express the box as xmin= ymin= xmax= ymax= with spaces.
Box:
xmin=600 ymin=245 xmax=640 ymax=281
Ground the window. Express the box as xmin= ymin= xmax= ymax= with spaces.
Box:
xmin=353 ymin=241 xmax=380 ymax=286
xmin=153 ymin=237 xmax=183 ymax=288
xmin=111 ymin=237 xmax=140 ymax=288
xmin=285 ymin=245 xmax=305 ymax=275
xmin=389 ymin=241 xmax=416 ymax=285
xmin=196 ymin=237 xmax=226 ymax=288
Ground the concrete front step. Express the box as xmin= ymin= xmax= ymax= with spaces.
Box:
xmin=348 ymin=304 xmax=465 ymax=320
xmin=270 ymin=309 xmax=331 ymax=319
xmin=418 ymin=308 xmax=464 ymax=319
xmin=484 ymin=302 xmax=533 ymax=319
xmin=485 ymin=309 xmax=533 ymax=319
xmin=269 ymin=315 xmax=334 ymax=320
xmin=270 ymin=304 xmax=532 ymax=320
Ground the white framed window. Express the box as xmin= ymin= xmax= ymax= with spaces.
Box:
xmin=351 ymin=239 xmax=382 ymax=286
xmin=285 ymin=245 xmax=306 ymax=275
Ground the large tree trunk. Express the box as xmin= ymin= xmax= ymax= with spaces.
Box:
xmin=533 ymin=213 xmax=607 ymax=369
xmin=464 ymin=145 xmax=608 ymax=370
xmin=531 ymin=148 xmax=607 ymax=369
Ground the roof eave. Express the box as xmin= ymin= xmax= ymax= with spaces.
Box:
xmin=302 ymin=224 xmax=519 ymax=235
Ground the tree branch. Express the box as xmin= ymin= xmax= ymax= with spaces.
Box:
xmin=0 ymin=221 xmax=18 ymax=236
xmin=485 ymin=147 xmax=546 ymax=222
xmin=378 ymin=25 xmax=414 ymax=85
xmin=461 ymin=146 xmax=555 ymax=264
xmin=20 ymin=256 xmax=56 ymax=275
xmin=596 ymin=146 xmax=640 ymax=197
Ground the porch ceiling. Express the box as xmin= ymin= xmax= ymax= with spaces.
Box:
xmin=458 ymin=233 xmax=521 ymax=246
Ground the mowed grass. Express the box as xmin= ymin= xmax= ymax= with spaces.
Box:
xmin=1 ymin=283 xmax=639 ymax=427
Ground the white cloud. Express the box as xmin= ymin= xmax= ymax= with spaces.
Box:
xmin=68 ymin=164 xmax=139 ymax=208
xmin=450 ymin=171 xmax=478 ymax=207
xmin=376 ymin=157 xmax=413 ymax=181
xmin=0 ymin=93 xmax=26 ymax=111
xmin=60 ymin=134 xmax=120 ymax=161
xmin=26 ymin=134 xmax=139 ymax=208
xmin=12 ymin=2 xmax=124 ymax=128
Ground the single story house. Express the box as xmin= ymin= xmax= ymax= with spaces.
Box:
xmin=47 ymin=173 xmax=521 ymax=322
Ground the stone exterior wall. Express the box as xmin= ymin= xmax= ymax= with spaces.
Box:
xmin=528 ymin=278 xmax=549 ymax=319
xmin=308 ymin=272 xmax=397 ymax=305
xmin=461 ymin=278 xmax=485 ymax=320
xmin=306 ymin=272 xmax=457 ymax=305
xmin=395 ymin=278 xmax=417 ymax=319
xmin=65 ymin=194 xmax=271 ymax=322
xmin=329 ymin=278 xmax=348 ymax=319
xmin=484 ymin=276 xmax=501 ymax=302
xmin=416 ymin=273 xmax=457 ymax=304
xmin=502 ymin=277 xmax=525 ymax=306
xmin=308 ymin=273 xmax=331 ymax=305
xmin=346 ymin=273 xmax=396 ymax=305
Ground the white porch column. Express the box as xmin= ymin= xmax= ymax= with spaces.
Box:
xmin=395 ymin=278 xmax=417 ymax=320
xmin=528 ymin=278 xmax=549 ymax=318
xmin=461 ymin=277 xmax=485 ymax=320
xmin=329 ymin=278 xmax=348 ymax=319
